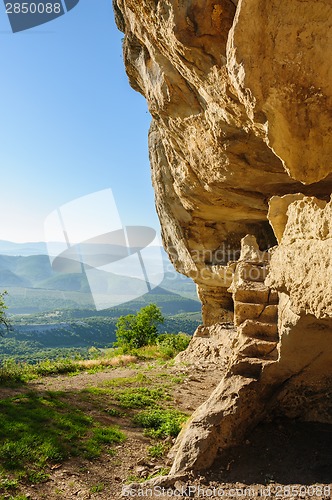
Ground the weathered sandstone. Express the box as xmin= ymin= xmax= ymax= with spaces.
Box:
xmin=113 ymin=0 xmax=332 ymax=480
xmin=113 ymin=0 xmax=332 ymax=289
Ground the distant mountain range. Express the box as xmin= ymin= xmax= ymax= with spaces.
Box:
xmin=0 ymin=240 xmax=73 ymax=257
xmin=0 ymin=240 xmax=49 ymax=256
xmin=0 ymin=254 xmax=89 ymax=291
xmin=0 ymin=240 xmax=199 ymax=314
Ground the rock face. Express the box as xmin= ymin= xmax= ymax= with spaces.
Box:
xmin=170 ymin=218 xmax=331 ymax=475
xmin=267 ymin=195 xmax=332 ymax=319
xmin=113 ymin=0 xmax=332 ymax=479
xmin=228 ymin=0 xmax=332 ymax=184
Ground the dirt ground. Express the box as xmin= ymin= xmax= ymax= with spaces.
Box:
xmin=0 ymin=361 xmax=331 ymax=500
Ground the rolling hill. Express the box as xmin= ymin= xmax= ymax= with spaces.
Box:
xmin=0 ymin=242 xmax=202 ymax=360
xmin=0 ymin=249 xmax=199 ymax=315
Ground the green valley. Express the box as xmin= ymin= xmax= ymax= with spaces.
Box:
xmin=0 ymin=249 xmax=201 ymax=363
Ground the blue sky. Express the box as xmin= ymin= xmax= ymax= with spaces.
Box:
xmin=0 ymin=0 xmax=160 ymax=242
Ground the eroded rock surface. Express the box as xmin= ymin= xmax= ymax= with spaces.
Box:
xmin=113 ymin=0 xmax=332 ymax=479
xmin=267 ymin=196 xmax=332 ymax=319
xmin=228 ymin=0 xmax=332 ymax=184
xmin=113 ymin=0 xmax=332 ymax=294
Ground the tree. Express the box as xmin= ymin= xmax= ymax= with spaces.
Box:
xmin=115 ymin=304 xmax=164 ymax=349
xmin=0 ymin=291 xmax=11 ymax=336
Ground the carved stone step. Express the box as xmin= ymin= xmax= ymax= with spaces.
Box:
xmin=238 ymin=337 xmax=279 ymax=360
xmin=238 ymin=319 xmax=279 ymax=341
xmin=230 ymin=358 xmax=263 ymax=379
xmin=234 ymin=302 xmax=278 ymax=326
xmin=267 ymin=289 xmax=279 ymax=305
xmin=233 ymin=283 xmax=278 ymax=305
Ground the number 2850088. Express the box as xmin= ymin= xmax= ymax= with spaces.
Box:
xmin=6 ymin=3 xmax=62 ymax=14
xmin=275 ymin=485 xmax=331 ymax=497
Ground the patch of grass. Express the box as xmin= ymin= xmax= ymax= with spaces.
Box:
xmin=80 ymin=425 xmax=126 ymax=460
xmin=114 ymin=387 xmax=166 ymax=409
xmin=0 ymin=392 xmax=126 ymax=492
xmin=103 ymin=373 xmax=149 ymax=387
xmin=156 ymin=359 xmax=168 ymax=366
xmin=147 ymin=467 xmax=170 ymax=479
xmin=80 ymin=370 xmax=178 ymax=414
xmin=76 ymin=355 xmax=137 ymax=371
xmin=170 ymin=375 xmax=185 ymax=384
xmin=133 ymin=409 xmax=188 ymax=438
xmin=0 ymin=476 xmax=18 ymax=491
xmin=131 ymin=345 xmax=162 ymax=360
xmin=0 ymin=495 xmax=29 ymax=500
xmin=126 ymin=474 xmax=146 ymax=484
xmin=26 ymin=470 xmax=49 ymax=483
xmin=82 ymin=387 xmax=114 ymax=396
xmin=80 ymin=440 xmax=101 ymax=460
xmin=0 ymin=353 xmax=139 ymax=385
xmin=92 ymin=426 xmax=125 ymax=445
xmin=0 ymin=359 xmax=30 ymax=384
xmin=123 ymin=334 xmax=191 ymax=361
xmin=104 ymin=407 xmax=122 ymax=417
xmin=90 ymin=483 xmax=105 ymax=493
xmin=145 ymin=363 xmax=156 ymax=370
xmin=147 ymin=443 xmax=166 ymax=458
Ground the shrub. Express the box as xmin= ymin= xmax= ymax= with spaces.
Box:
xmin=157 ymin=333 xmax=191 ymax=358
xmin=0 ymin=291 xmax=11 ymax=336
xmin=115 ymin=304 xmax=164 ymax=350
xmin=0 ymin=359 xmax=28 ymax=383
xmin=34 ymin=358 xmax=78 ymax=376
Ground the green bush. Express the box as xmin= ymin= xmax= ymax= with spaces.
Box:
xmin=34 ymin=358 xmax=78 ymax=376
xmin=0 ymin=359 xmax=28 ymax=384
xmin=115 ymin=304 xmax=164 ymax=350
xmin=157 ymin=333 xmax=191 ymax=358
xmin=0 ymin=291 xmax=11 ymax=336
